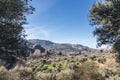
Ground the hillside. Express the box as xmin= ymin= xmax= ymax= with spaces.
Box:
xmin=27 ymin=39 xmax=96 ymax=54
xmin=0 ymin=52 xmax=119 ymax=80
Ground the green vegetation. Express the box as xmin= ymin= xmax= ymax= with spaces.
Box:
xmin=0 ymin=66 xmax=35 ymax=80
xmin=0 ymin=0 xmax=34 ymax=57
xmin=89 ymin=0 xmax=120 ymax=56
xmin=0 ymin=0 xmax=120 ymax=80
xmin=0 ymin=53 xmax=119 ymax=80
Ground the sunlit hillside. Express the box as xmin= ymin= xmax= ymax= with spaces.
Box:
xmin=0 ymin=0 xmax=120 ymax=80
xmin=0 ymin=52 xmax=120 ymax=80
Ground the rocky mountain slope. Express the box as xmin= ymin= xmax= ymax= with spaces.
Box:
xmin=27 ymin=39 xmax=96 ymax=54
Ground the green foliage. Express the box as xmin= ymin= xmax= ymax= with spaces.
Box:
xmin=69 ymin=62 xmax=105 ymax=80
xmin=11 ymin=66 xmax=35 ymax=80
xmin=113 ymin=40 xmax=120 ymax=53
xmin=41 ymin=65 xmax=48 ymax=70
xmin=0 ymin=0 xmax=34 ymax=56
xmin=58 ymin=51 xmax=63 ymax=56
xmin=0 ymin=66 xmax=36 ymax=80
xmin=0 ymin=66 xmax=7 ymax=80
xmin=98 ymin=68 xmax=120 ymax=80
xmin=69 ymin=63 xmax=78 ymax=70
xmin=115 ymin=53 xmax=120 ymax=62
xmin=89 ymin=0 xmax=120 ymax=53
xmin=0 ymin=53 xmax=118 ymax=80
xmin=90 ymin=55 xmax=98 ymax=61
xmin=80 ymin=57 xmax=88 ymax=62
xmin=35 ymin=72 xmax=50 ymax=80
xmin=56 ymin=70 xmax=73 ymax=80
xmin=98 ymin=57 xmax=106 ymax=64
xmin=33 ymin=61 xmax=106 ymax=80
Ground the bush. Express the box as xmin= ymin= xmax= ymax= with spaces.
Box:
xmin=56 ymin=70 xmax=73 ymax=80
xmin=0 ymin=66 xmax=8 ymax=80
xmin=41 ymin=65 xmax=48 ymax=70
xmin=98 ymin=57 xmax=106 ymax=64
xmin=69 ymin=63 xmax=78 ymax=70
xmin=41 ymin=59 xmax=47 ymax=64
xmin=80 ymin=57 xmax=88 ymax=62
xmin=0 ymin=66 xmax=36 ymax=80
xmin=11 ymin=66 xmax=35 ymax=80
xmin=116 ymin=54 xmax=120 ymax=63
xmin=35 ymin=72 xmax=56 ymax=80
xmin=70 ymin=62 xmax=105 ymax=80
xmin=90 ymin=55 xmax=98 ymax=61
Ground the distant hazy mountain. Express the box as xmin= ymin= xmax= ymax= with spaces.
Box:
xmin=27 ymin=39 xmax=96 ymax=54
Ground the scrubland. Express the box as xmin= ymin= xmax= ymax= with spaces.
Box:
xmin=0 ymin=52 xmax=120 ymax=80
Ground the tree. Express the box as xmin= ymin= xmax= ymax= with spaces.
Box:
xmin=89 ymin=0 xmax=120 ymax=53
xmin=0 ymin=0 xmax=34 ymax=57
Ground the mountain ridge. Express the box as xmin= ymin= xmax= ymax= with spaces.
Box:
xmin=27 ymin=39 xmax=96 ymax=54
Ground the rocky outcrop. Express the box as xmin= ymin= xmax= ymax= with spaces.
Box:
xmin=29 ymin=44 xmax=51 ymax=58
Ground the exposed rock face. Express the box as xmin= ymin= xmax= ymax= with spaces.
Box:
xmin=33 ymin=45 xmax=45 ymax=53
xmin=29 ymin=44 xmax=49 ymax=58
xmin=33 ymin=49 xmax=41 ymax=57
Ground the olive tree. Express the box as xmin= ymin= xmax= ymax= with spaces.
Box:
xmin=0 ymin=0 xmax=34 ymax=57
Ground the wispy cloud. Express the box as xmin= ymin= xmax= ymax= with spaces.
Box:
xmin=25 ymin=26 xmax=50 ymax=39
xmin=32 ymin=0 xmax=59 ymax=14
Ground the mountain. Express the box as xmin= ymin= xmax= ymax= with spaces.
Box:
xmin=27 ymin=39 xmax=96 ymax=54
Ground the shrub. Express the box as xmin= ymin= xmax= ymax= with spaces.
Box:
xmin=11 ymin=66 xmax=35 ymax=80
xmin=56 ymin=70 xmax=73 ymax=80
xmin=69 ymin=63 xmax=78 ymax=70
xmin=116 ymin=54 xmax=120 ymax=63
xmin=41 ymin=65 xmax=48 ymax=70
xmin=98 ymin=57 xmax=106 ymax=64
xmin=41 ymin=59 xmax=47 ymax=64
xmin=56 ymin=61 xmax=106 ymax=80
xmin=0 ymin=66 xmax=36 ymax=80
xmin=90 ymin=55 xmax=98 ymax=61
xmin=35 ymin=72 xmax=56 ymax=80
xmin=0 ymin=66 xmax=8 ymax=80
xmin=52 ymin=63 xmax=56 ymax=67
xmin=70 ymin=62 xmax=105 ymax=80
xmin=80 ymin=57 xmax=88 ymax=62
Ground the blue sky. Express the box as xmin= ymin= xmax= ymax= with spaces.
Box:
xmin=25 ymin=0 xmax=102 ymax=48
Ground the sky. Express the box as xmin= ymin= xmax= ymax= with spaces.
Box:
xmin=25 ymin=0 xmax=105 ymax=49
